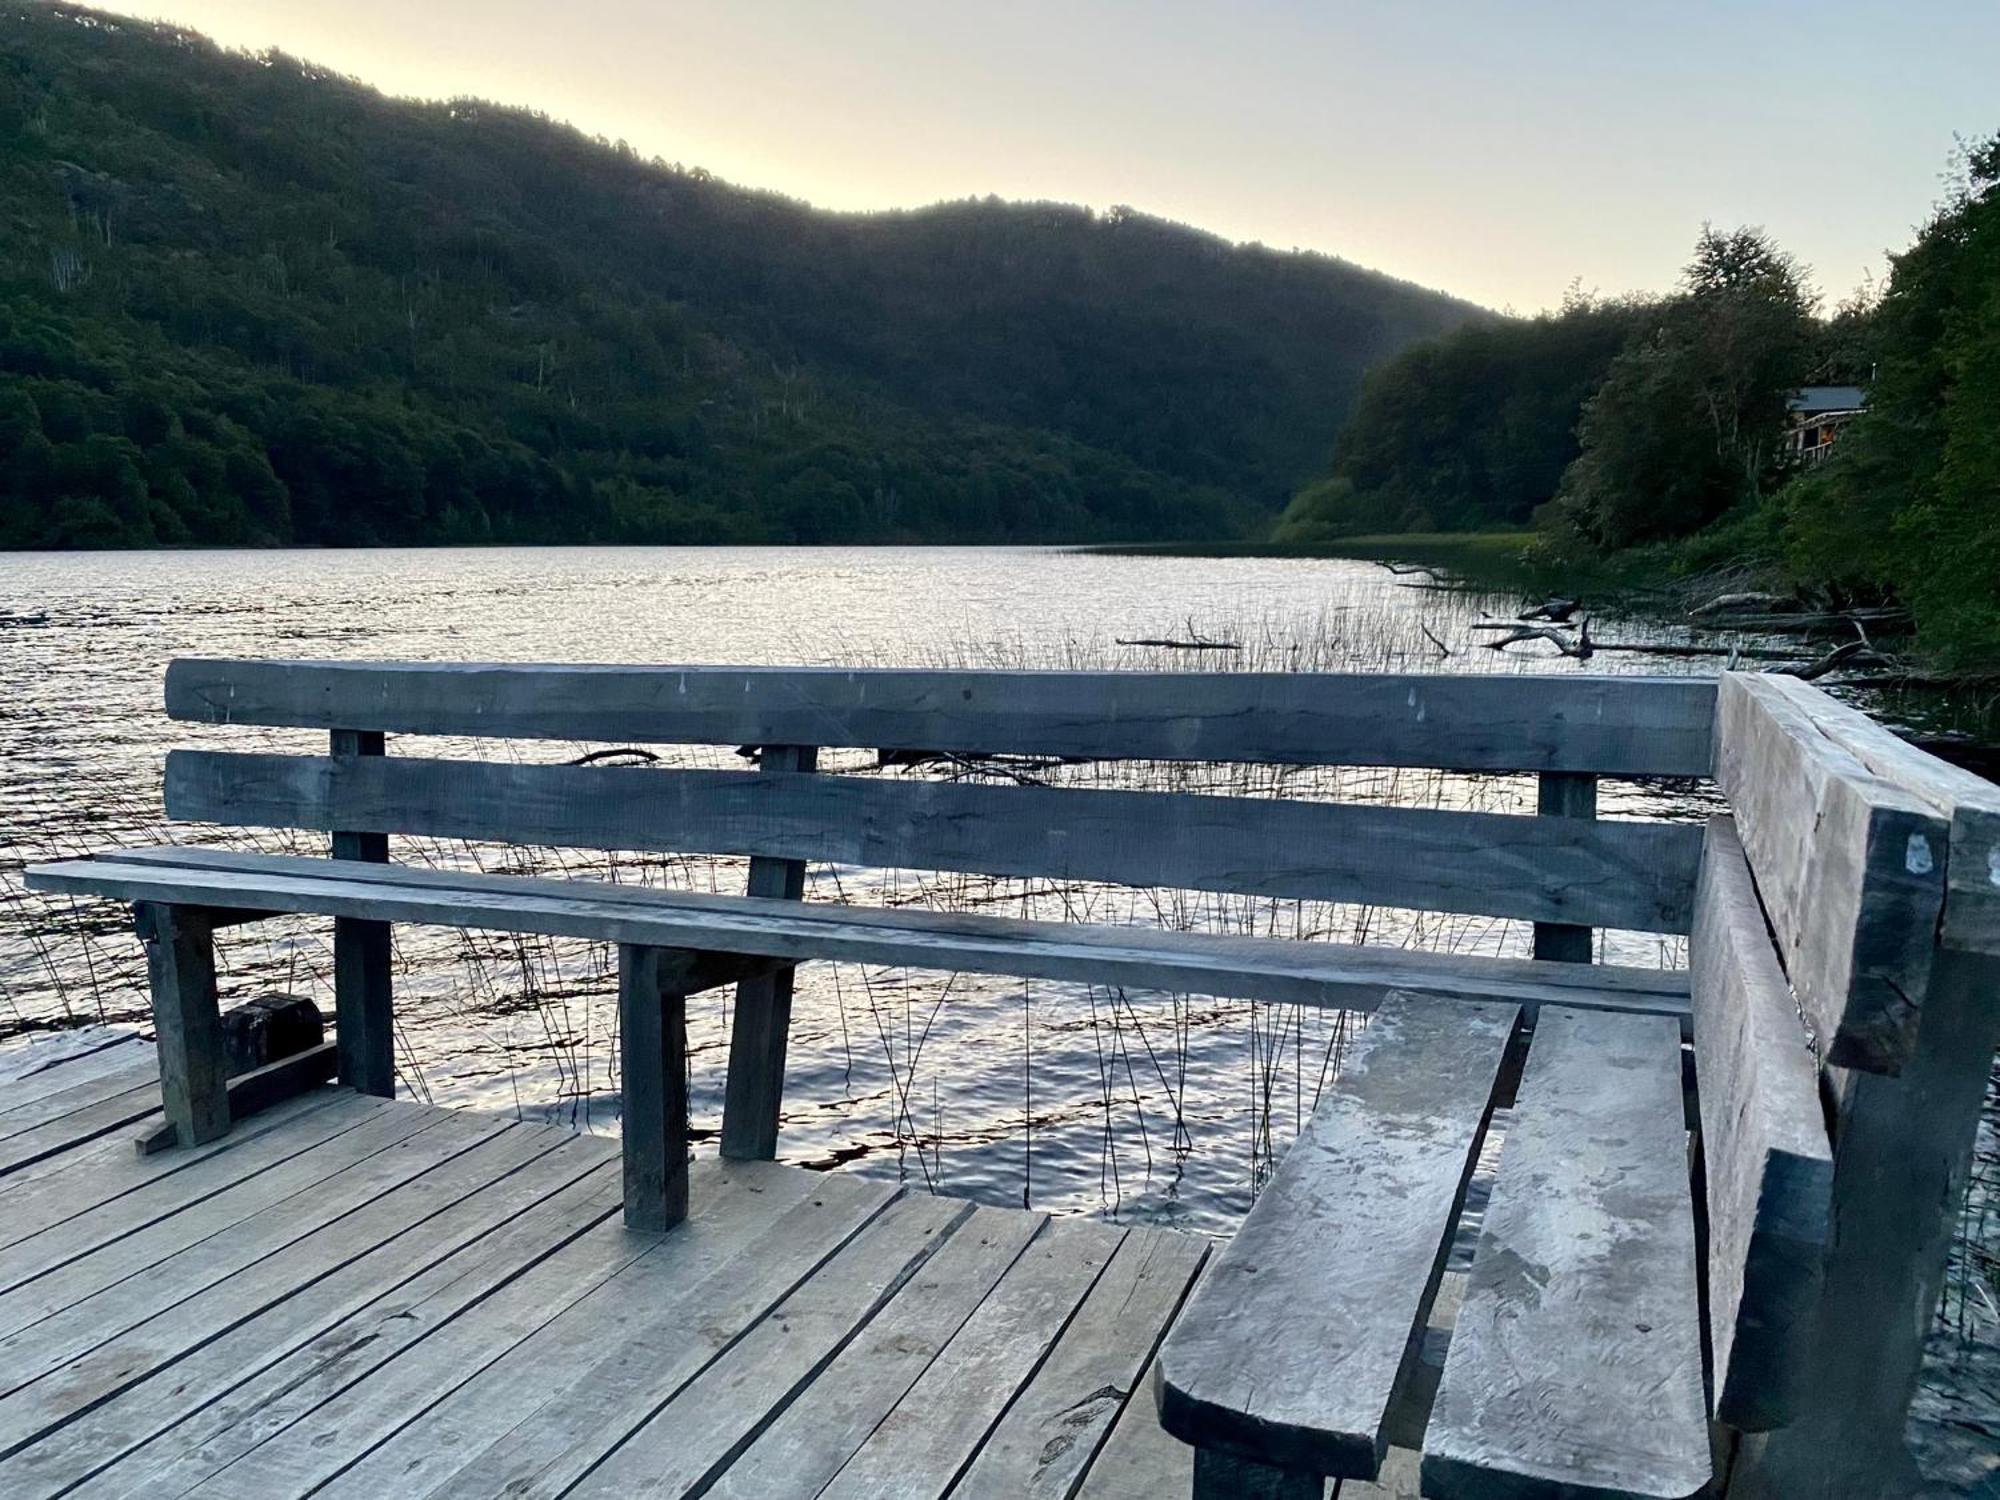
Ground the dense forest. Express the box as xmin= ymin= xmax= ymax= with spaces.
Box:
xmin=1279 ymin=140 xmax=2000 ymax=663
xmin=0 ymin=4 xmax=1479 ymax=549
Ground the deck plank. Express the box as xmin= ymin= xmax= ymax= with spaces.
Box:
xmin=0 ymin=1092 xmax=381 ymax=1292
xmin=704 ymin=1203 xmax=1047 ymax=1500
xmin=0 ymin=1064 xmax=158 ymax=1133
xmin=0 ymin=1088 xmax=347 ymax=1254
xmin=68 ymin=1156 xmax=625 ymax=1500
xmin=953 ymin=1224 xmax=1208 ymax=1500
xmin=0 ymin=1108 xmax=495 ymax=1392
xmin=815 ymin=1216 xmax=1125 ymax=1500
xmin=0 ymin=1082 xmax=164 ymax=1178
xmin=0 ymin=1132 xmax=607 ymax=1499
xmin=1422 ymin=1006 xmax=1709 ymax=1500
xmin=177 ymin=1164 xmax=876 ymax=1499
xmin=554 ymin=1195 xmax=972 ymax=1500
xmin=320 ymin=1170 xmax=904 ymax=1499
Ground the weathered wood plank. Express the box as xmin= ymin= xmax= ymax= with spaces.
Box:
xmin=703 ymin=1204 xmax=1047 ymax=1500
xmin=330 ymin=729 xmax=396 ymax=1099
xmin=1074 ymin=1350 xmax=1195 ymax=1500
xmin=165 ymin=660 xmax=1720 ymax=776
xmin=1157 ymin=994 xmax=1516 ymax=1479
xmin=0 ymin=1087 xmax=344 ymax=1254
xmin=721 ymin=742 xmax=817 ymax=1161
xmin=0 ymin=1121 xmax=575 ymax=1472
xmin=163 ymin=748 xmax=1701 ymax=932
xmin=1758 ymin=672 xmax=2000 ymax=956
xmin=320 ymin=1176 xmax=900 ymax=1500
xmin=1423 ymin=1006 xmax=1708 ymax=1500
xmin=618 ymin=945 xmax=688 ymax=1233
xmin=29 ymin=849 xmax=1695 ymax=1023
xmin=180 ymin=1168 xmax=883 ymax=1500
xmin=554 ymin=1196 xmax=970 ymax=1500
xmin=953 ymin=1225 xmax=1208 ymax=1500
xmin=813 ymin=1216 xmax=1124 ymax=1500
xmin=1690 ymin=816 xmax=1832 ymax=1430
xmin=63 ymin=1157 xmax=629 ymax=1500
xmin=1714 ymin=672 xmax=1948 ymax=1072
xmin=0 ymin=1062 xmax=156 ymax=1134
xmin=1531 ymin=771 xmax=1596 ymax=963
xmin=133 ymin=903 xmax=230 ymax=1149
xmin=0 ymin=1090 xmax=378 ymax=1295
xmin=131 ymin=1041 xmax=339 ymax=1156
xmin=0 ymin=1109 xmax=488 ymax=1390
xmin=0 ymin=1083 xmax=163 ymax=1180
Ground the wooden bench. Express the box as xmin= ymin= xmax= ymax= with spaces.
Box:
xmin=22 ymin=661 xmax=1998 ymax=1497
xmin=1156 ymin=672 xmax=2000 ymax=1499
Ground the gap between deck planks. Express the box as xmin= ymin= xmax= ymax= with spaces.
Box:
xmin=0 ymin=1072 xmax=1208 ymax=1500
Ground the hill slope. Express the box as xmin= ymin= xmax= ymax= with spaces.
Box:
xmin=0 ymin=3 xmax=1481 ymax=547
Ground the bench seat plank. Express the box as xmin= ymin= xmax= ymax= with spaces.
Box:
xmin=163 ymin=660 xmax=1720 ymax=777
xmin=1156 ymin=994 xmax=1518 ymax=1479
xmin=1692 ymin=816 xmax=1832 ymax=1430
xmin=24 ymin=847 xmax=1693 ymax=1023
xmin=1423 ymin=1006 xmax=1708 ymax=1500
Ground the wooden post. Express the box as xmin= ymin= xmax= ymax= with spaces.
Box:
xmin=133 ymin=902 xmax=230 ymax=1148
xmin=1727 ymin=945 xmax=2000 ymax=1498
xmin=1532 ymin=771 xmax=1597 ymax=963
xmin=331 ymin=728 xmax=395 ymax=1097
xmin=720 ymin=744 xmax=818 ymax=1161
xmin=1192 ymin=1449 xmax=1320 ymax=1500
xmin=620 ymin=943 xmax=690 ymax=1232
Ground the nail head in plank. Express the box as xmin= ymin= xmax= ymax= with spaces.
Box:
xmin=1714 ymin=672 xmax=1947 ymax=1072
xmin=163 ymin=748 xmax=1700 ymax=934
xmin=1157 ymin=993 xmax=1518 ymax=1479
xmin=165 ymin=660 xmax=1719 ymax=777
xmin=1690 ymin=817 xmax=1832 ymax=1430
xmin=1423 ymin=1005 xmax=1708 ymax=1500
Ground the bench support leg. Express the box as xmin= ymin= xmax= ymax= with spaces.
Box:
xmin=1531 ymin=771 xmax=1596 ymax=962
xmin=134 ymin=902 xmax=230 ymax=1149
xmin=1726 ymin=946 xmax=2000 ymax=1499
xmin=620 ymin=944 xmax=690 ymax=1233
xmin=331 ymin=728 xmax=396 ymax=1098
xmin=720 ymin=745 xmax=817 ymax=1162
xmin=334 ymin=917 xmax=395 ymax=1098
xmin=1192 ymin=1448 xmax=1320 ymax=1500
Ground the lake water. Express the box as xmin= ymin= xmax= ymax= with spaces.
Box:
xmin=2 ymin=544 xmax=1994 ymax=1485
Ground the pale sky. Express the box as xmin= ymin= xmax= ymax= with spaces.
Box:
xmin=79 ymin=0 xmax=2000 ymax=311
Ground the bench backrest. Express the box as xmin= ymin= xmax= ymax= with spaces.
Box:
xmin=159 ymin=660 xmax=1719 ymax=936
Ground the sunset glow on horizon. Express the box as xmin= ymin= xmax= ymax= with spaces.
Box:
xmin=72 ymin=0 xmax=2000 ymax=312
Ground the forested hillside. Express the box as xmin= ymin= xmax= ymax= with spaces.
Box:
xmin=0 ymin=4 xmax=1479 ymax=549
xmin=1281 ymin=144 xmax=2000 ymax=663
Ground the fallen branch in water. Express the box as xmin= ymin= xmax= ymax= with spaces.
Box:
xmin=1483 ymin=619 xmax=1594 ymax=659
xmin=1773 ymin=639 xmax=1894 ymax=681
xmin=1419 ymin=623 xmax=1453 ymax=658
xmin=1116 ymin=618 xmax=1240 ymax=652
xmin=1519 ymin=597 xmax=1580 ymax=623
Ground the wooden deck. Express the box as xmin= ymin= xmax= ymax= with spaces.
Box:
xmin=0 ymin=1055 xmax=1272 ymax=1500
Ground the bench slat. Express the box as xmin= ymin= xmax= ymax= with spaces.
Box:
xmin=1691 ymin=816 xmax=1832 ymax=1430
xmin=1423 ymin=1006 xmax=1708 ymax=1500
xmin=1714 ymin=672 xmax=1949 ymax=1072
xmin=25 ymin=847 xmax=1693 ymax=1022
xmin=163 ymin=661 xmax=1719 ymax=777
xmin=1156 ymin=993 xmax=1518 ymax=1478
xmin=163 ymin=750 xmax=1701 ymax=934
